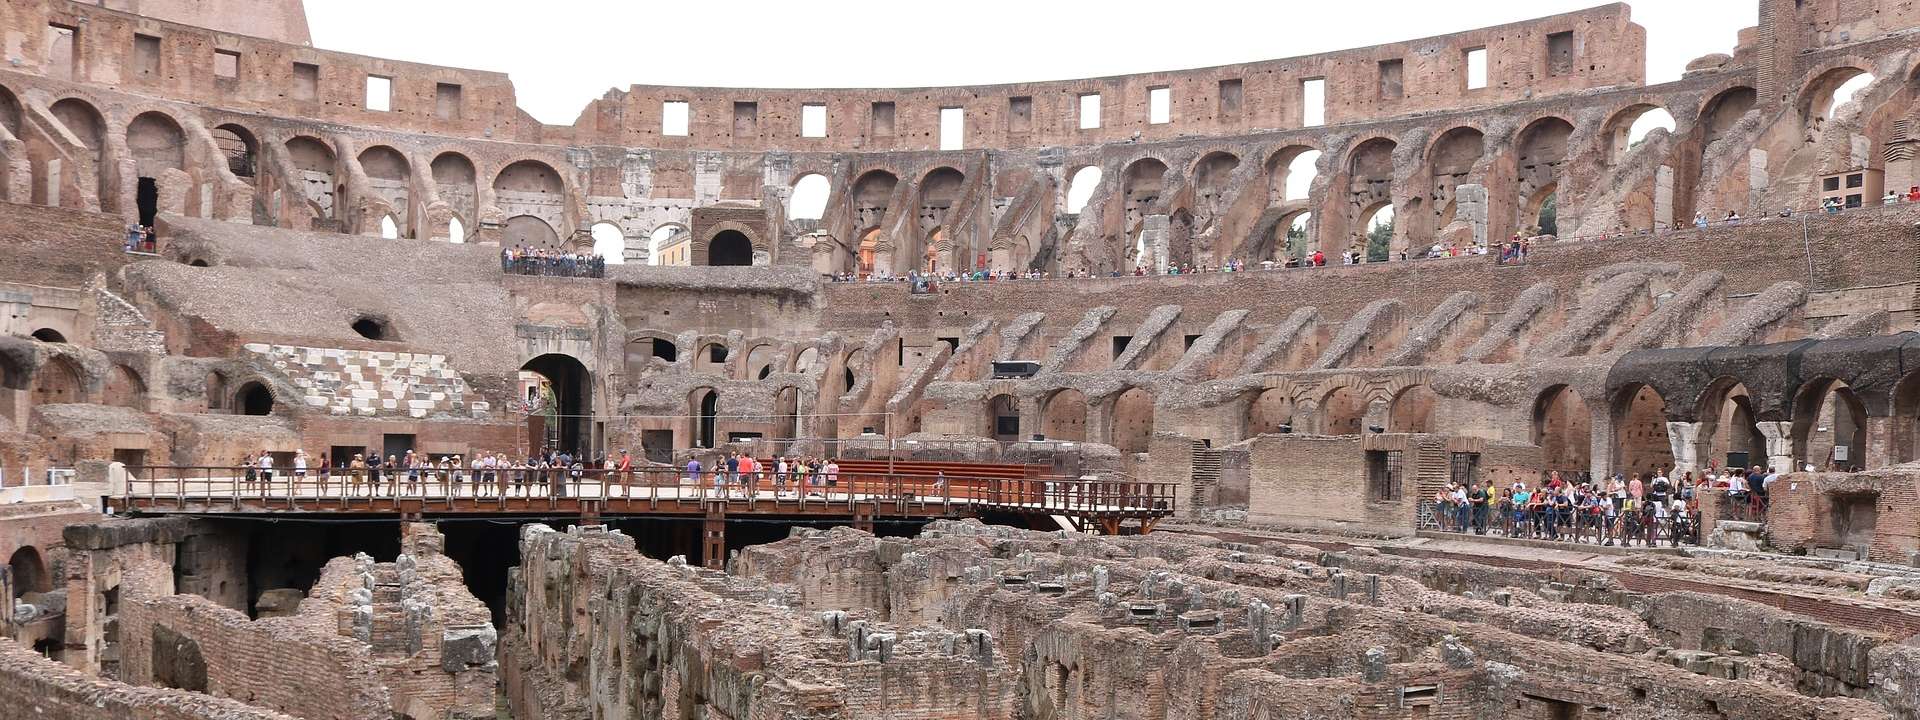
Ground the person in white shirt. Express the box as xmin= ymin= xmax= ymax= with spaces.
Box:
xmin=293 ymin=450 xmax=308 ymax=493
xmin=257 ymin=451 xmax=274 ymax=492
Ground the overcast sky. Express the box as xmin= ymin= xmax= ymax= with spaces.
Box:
xmin=307 ymin=0 xmax=1757 ymax=126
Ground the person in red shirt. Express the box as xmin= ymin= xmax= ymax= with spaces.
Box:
xmin=1311 ymin=249 xmax=1326 ymax=267
xmin=615 ymin=449 xmax=633 ymax=497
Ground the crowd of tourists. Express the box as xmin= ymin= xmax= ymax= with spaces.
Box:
xmin=123 ymin=224 xmax=158 ymax=254
xmin=230 ymin=447 xmax=881 ymax=501
xmin=1428 ymin=465 xmax=1790 ymax=546
xmin=501 ymin=245 xmax=607 ymax=278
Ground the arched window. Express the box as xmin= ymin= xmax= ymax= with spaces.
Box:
xmin=590 ymin=222 xmax=626 ymax=264
xmin=448 ymin=216 xmax=466 ymax=243
xmin=1066 ymin=166 xmax=1103 ymax=214
xmin=379 ymin=215 xmax=399 ymax=239
xmin=236 ymin=382 xmax=274 ymax=416
xmin=790 ymin=174 xmax=830 ymax=219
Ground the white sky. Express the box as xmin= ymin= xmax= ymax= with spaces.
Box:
xmin=307 ymin=0 xmax=1757 ymax=126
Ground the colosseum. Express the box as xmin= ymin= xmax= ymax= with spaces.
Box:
xmin=2 ymin=0 xmax=1920 ymax=717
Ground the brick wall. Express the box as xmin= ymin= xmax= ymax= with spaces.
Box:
xmin=0 ymin=637 xmax=295 ymax=720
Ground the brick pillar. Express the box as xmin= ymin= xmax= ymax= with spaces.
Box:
xmin=702 ymin=504 xmax=726 ymax=570
xmin=1864 ymin=416 xmax=1893 ymax=470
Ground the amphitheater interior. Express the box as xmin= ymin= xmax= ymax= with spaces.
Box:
xmin=3 ymin=0 xmax=1920 ymax=718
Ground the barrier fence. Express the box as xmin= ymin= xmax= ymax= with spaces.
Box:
xmin=1417 ymin=500 xmax=1702 ymax=548
xmin=112 ymin=465 xmax=1177 ymax=520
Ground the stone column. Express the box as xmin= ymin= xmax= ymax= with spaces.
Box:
xmin=1753 ymin=421 xmax=1794 ymax=471
xmin=1665 ymin=421 xmax=1702 ymax=475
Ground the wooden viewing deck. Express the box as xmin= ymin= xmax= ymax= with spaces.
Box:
xmin=106 ymin=463 xmax=1178 ymax=567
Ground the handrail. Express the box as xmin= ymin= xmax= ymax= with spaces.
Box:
xmin=110 ymin=465 xmax=1178 ymax=518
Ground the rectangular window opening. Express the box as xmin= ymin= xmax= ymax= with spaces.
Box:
xmin=1183 ymin=334 xmax=1202 ymax=349
xmin=1078 ymin=93 xmax=1101 ymax=130
xmin=1465 ymin=47 xmax=1488 ymax=90
xmin=939 ymin=107 xmax=964 ymax=151
xmin=132 ymin=34 xmax=161 ymax=77
xmin=1302 ymin=78 xmax=1326 ymax=127
xmin=1378 ymin=59 xmax=1404 ymax=100
xmin=1149 ymin=86 xmax=1171 ymax=124
xmin=733 ymin=101 xmax=758 ymax=136
xmin=870 ymin=101 xmax=895 ymax=136
xmin=365 ymin=75 xmax=392 ymax=112
xmin=435 ymin=83 xmax=462 ymax=120
xmin=1218 ymin=78 xmax=1243 ymax=117
xmin=662 ymin=100 xmax=690 ymax=136
xmin=1367 ymin=450 xmax=1403 ymax=502
xmin=214 ymin=49 xmax=240 ymax=79
xmin=1110 ymin=335 xmax=1132 ymax=359
xmin=1449 ymin=452 xmax=1481 ymax=489
xmin=1008 ymin=96 xmax=1033 ymax=133
xmin=1546 ymin=31 xmax=1575 ymax=76
xmin=46 ymin=24 xmax=79 ymax=81
xmin=801 ymin=103 xmax=827 ymax=138
xmin=292 ymin=62 xmax=319 ymax=101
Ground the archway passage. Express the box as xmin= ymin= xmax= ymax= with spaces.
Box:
xmin=1246 ymin=388 xmax=1295 ymax=438
xmin=1109 ymin=388 xmax=1155 ymax=454
xmin=137 ymin=177 xmax=159 ymax=227
xmin=522 ymin=354 xmax=591 ymax=455
xmin=707 ymin=230 xmax=753 ymax=266
xmin=236 ymin=382 xmax=274 ymax=416
xmin=989 ymin=394 xmax=1020 ymax=442
xmin=1041 ymin=389 xmax=1088 ymax=442
xmin=1792 ymin=379 xmax=1868 ymax=471
xmin=8 ymin=547 xmax=49 ymax=598
xmin=30 ymin=329 xmax=66 ymax=343
xmin=1388 ymin=385 xmax=1435 ymax=433
xmin=1533 ymin=385 xmax=1592 ymax=474
xmin=30 ymin=357 xmax=82 ymax=406
xmin=1698 ymin=379 xmax=1766 ymax=471
xmin=694 ymin=389 xmax=719 ymax=449
xmin=1321 ymin=387 xmax=1366 ymax=435
xmin=1613 ymin=384 xmax=1673 ymax=477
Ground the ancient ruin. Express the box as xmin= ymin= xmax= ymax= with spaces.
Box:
xmin=3 ymin=0 xmax=1920 ymax=717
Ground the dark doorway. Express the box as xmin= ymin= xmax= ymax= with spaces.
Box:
xmin=707 ymin=230 xmax=753 ymax=266
xmin=236 ymin=382 xmax=273 ymax=415
xmin=522 ymin=354 xmax=591 ymax=455
xmin=137 ymin=177 xmax=159 ymax=226
xmin=29 ymin=328 xmax=66 ymax=343
xmin=642 ymin=429 xmax=673 ymax=464
xmin=383 ymin=433 xmax=415 ymax=460
xmin=697 ymin=390 xmax=718 ymax=448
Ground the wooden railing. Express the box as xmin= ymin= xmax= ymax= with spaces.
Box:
xmin=113 ymin=465 xmax=1178 ymax=519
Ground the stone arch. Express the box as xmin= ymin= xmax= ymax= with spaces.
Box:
xmin=1121 ymin=157 xmax=1169 ymax=232
xmin=103 ymin=364 xmax=147 ymax=411
xmin=790 ymin=172 xmax=830 ymax=220
xmin=1320 ymin=385 xmax=1366 ymax=436
xmin=1611 ymin=383 xmax=1673 ymax=477
xmin=503 ymin=215 xmax=561 ymax=249
xmin=1515 ymin=116 xmax=1573 ymax=234
xmin=772 ymin=386 xmax=800 ymax=441
xmin=1891 ymin=369 xmax=1920 ymax=464
xmin=589 ymin=221 xmax=626 ymax=261
xmin=1246 ymin=387 xmax=1297 ymax=438
xmin=1695 ymin=377 xmax=1767 ymax=472
xmin=30 ymin=328 xmax=66 ymax=343
xmin=793 ymin=346 xmax=820 ymax=374
xmin=1699 ymin=86 xmax=1757 ymax=144
xmin=234 ymin=380 xmax=275 ymax=416
xmin=8 ymin=546 xmax=49 ymax=597
xmin=1041 ymin=388 xmax=1088 ymax=442
xmin=850 ymin=169 xmax=898 ymax=233
xmin=1791 ymin=378 xmax=1869 ymax=471
xmin=1534 ymin=384 xmax=1592 ymax=474
xmin=690 ymin=387 xmax=720 ymax=449
xmin=29 ymin=355 xmax=83 ymax=406
xmin=1065 ymin=165 xmax=1104 ymax=214
xmin=126 ymin=111 xmax=186 ymax=178
xmin=744 ymin=343 xmax=778 ymax=380
xmin=431 ymin=151 xmax=478 ymax=238
xmin=1108 ymin=387 xmax=1155 ymax=454
xmin=1387 ymin=384 xmax=1436 ymax=433
xmin=1602 ymin=103 xmax=1674 ymax=165
xmin=1264 ymin=144 xmax=1320 ymax=203
xmin=45 ymin=98 xmax=107 ymax=208
xmin=211 ymin=123 xmax=257 ymax=179
xmin=916 ymin=166 xmax=966 ymax=271
xmin=1797 ymin=64 xmax=1876 ymax=122
xmin=522 ymin=353 xmax=592 ymax=454
xmin=358 ymin=145 xmax=409 ymax=182
xmin=285 ymin=136 xmax=339 ymax=222
xmin=705 ymin=227 xmax=755 ymax=266
xmin=0 ymin=84 xmax=19 ymax=140
xmin=492 ymin=159 xmax=564 ymax=196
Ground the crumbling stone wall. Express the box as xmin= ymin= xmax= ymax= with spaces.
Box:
xmin=505 ymin=523 xmax=1014 ymax=719
xmin=0 ymin=636 xmax=295 ymax=719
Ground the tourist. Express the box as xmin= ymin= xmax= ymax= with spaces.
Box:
xmin=1450 ymin=483 xmax=1469 ymax=532
xmin=1908 ymin=186 xmax=1920 ymax=203
xmin=686 ymin=455 xmax=703 ymax=492
xmin=1469 ymin=481 xmax=1490 ymax=534
xmin=292 ymin=449 xmax=307 ymax=492
xmin=449 ymin=456 xmax=465 ymax=497
xmin=257 ymin=451 xmax=274 ymax=493
xmin=824 ymin=457 xmax=841 ymax=498
xmin=615 ymin=450 xmax=632 ymax=497
xmin=1885 ymin=190 xmax=1900 ymax=205
xmin=317 ymin=451 xmax=332 ymax=495
xmin=243 ymin=452 xmax=258 ymax=493
xmin=385 ymin=455 xmax=400 ymax=495
xmin=1693 ymin=212 xmax=1709 ymax=229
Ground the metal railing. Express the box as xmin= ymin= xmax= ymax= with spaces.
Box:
xmin=1418 ymin=500 xmax=1701 ymax=548
xmin=113 ymin=465 xmax=1177 ymax=518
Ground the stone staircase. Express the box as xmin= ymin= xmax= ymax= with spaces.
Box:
xmin=1191 ymin=442 xmax=1223 ymax=509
